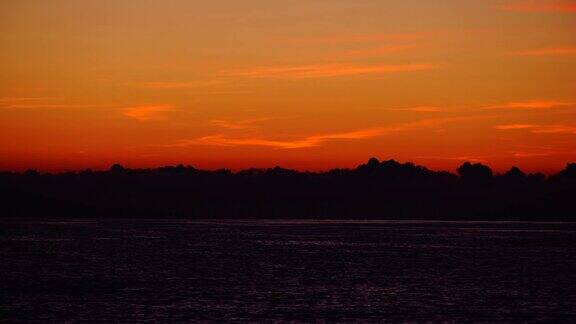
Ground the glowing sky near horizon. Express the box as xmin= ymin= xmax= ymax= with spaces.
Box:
xmin=1 ymin=0 xmax=575 ymax=173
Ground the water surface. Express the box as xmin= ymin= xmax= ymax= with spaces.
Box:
xmin=2 ymin=219 xmax=576 ymax=322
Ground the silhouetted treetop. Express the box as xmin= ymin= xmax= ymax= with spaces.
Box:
xmin=561 ymin=163 xmax=576 ymax=178
xmin=23 ymin=169 xmax=39 ymax=177
xmin=110 ymin=164 xmax=125 ymax=174
xmin=500 ymin=166 xmax=527 ymax=184
xmin=357 ymin=157 xmax=382 ymax=173
xmin=356 ymin=158 xmax=430 ymax=180
xmin=505 ymin=166 xmax=526 ymax=178
xmin=457 ymin=162 xmax=493 ymax=183
xmin=551 ymin=163 xmax=576 ymax=183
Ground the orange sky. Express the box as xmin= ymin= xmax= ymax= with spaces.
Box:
xmin=1 ymin=0 xmax=575 ymax=173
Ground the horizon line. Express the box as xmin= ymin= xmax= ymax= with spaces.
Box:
xmin=2 ymin=158 xmax=573 ymax=176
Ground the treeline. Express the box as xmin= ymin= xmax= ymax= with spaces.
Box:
xmin=1 ymin=158 xmax=575 ymax=220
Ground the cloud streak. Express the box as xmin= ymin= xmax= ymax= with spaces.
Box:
xmin=501 ymin=0 xmax=576 ymax=12
xmin=122 ymin=105 xmax=175 ymax=121
xmin=495 ymin=124 xmax=537 ymax=130
xmin=124 ymin=80 xmax=223 ymax=89
xmin=228 ymin=63 xmax=439 ymax=79
xmin=211 ymin=118 xmax=274 ymax=130
xmin=2 ymin=104 xmax=94 ymax=109
xmin=0 ymin=97 xmax=117 ymax=110
xmin=483 ymin=100 xmax=575 ymax=110
xmin=497 ymin=124 xmax=576 ymax=134
xmin=531 ymin=125 xmax=576 ymax=134
xmin=415 ymin=155 xmax=490 ymax=164
xmin=510 ymin=47 xmax=576 ymax=56
xmin=167 ymin=117 xmax=469 ymax=150
xmin=290 ymin=32 xmax=428 ymax=45
xmin=393 ymin=106 xmax=444 ymax=113
xmin=0 ymin=97 xmax=59 ymax=104
xmin=191 ymin=128 xmax=390 ymax=149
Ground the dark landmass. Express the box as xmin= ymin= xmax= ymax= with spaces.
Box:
xmin=1 ymin=158 xmax=575 ymax=220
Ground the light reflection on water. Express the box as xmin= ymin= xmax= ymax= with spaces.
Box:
xmin=1 ymin=219 xmax=576 ymax=322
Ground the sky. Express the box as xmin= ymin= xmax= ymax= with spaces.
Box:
xmin=1 ymin=0 xmax=575 ymax=173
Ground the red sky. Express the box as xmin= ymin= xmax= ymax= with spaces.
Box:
xmin=1 ymin=0 xmax=575 ymax=173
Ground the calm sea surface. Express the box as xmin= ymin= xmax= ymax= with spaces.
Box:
xmin=1 ymin=219 xmax=576 ymax=322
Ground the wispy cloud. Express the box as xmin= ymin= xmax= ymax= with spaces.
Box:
xmin=509 ymin=47 xmax=576 ymax=56
xmin=227 ymin=63 xmax=439 ymax=79
xmin=415 ymin=155 xmax=490 ymax=164
xmin=186 ymin=128 xmax=391 ymax=149
xmin=0 ymin=97 xmax=118 ymax=110
xmin=3 ymin=104 xmax=93 ymax=109
xmin=500 ymin=0 xmax=576 ymax=13
xmin=211 ymin=118 xmax=274 ymax=130
xmin=122 ymin=105 xmax=175 ymax=121
xmin=393 ymin=106 xmax=443 ymax=113
xmin=496 ymin=124 xmax=576 ymax=134
xmin=166 ymin=117 xmax=471 ymax=150
xmin=1 ymin=103 xmax=114 ymax=109
xmin=0 ymin=97 xmax=59 ymax=104
xmin=495 ymin=124 xmax=537 ymax=130
xmin=531 ymin=125 xmax=576 ymax=134
xmin=510 ymin=150 xmax=576 ymax=158
xmin=124 ymin=80 xmax=223 ymax=89
xmin=198 ymin=135 xmax=321 ymax=149
xmin=290 ymin=32 xmax=428 ymax=45
xmin=483 ymin=100 xmax=575 ymax=110
xmin=511 ymin=151 xmax=553 ymax=157
xmin=0 ymin=97 xmax=85 ymax=109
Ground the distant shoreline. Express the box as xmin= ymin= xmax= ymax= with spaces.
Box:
xmin=2 ymin=158 xmax=575 ymax=221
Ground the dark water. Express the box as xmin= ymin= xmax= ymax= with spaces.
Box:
xmin=2 ymin=219 xmax=576 ymax=322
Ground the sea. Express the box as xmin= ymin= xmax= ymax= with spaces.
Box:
xmin=1 ymin=219 xmax=576 ymax=322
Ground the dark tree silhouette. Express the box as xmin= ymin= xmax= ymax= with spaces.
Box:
xmin=110 ymin=164 xmax=125 ymax=174
xmin=559 ymin=163 xmax=576 ymax=179
xmin=500 ymin=166 xmax=527 ymax=184
xmin=457 ymin=162 xmax=493 ymax=184
xmin=0 ymin=158 xmax=574 ymax=221
xmin=504 ymin=166 xmax=526 ymax=179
